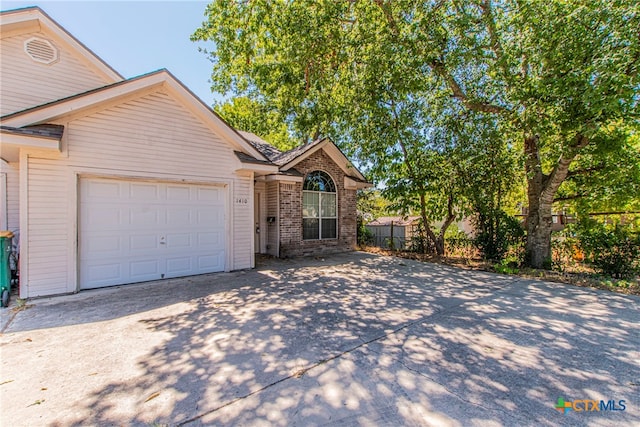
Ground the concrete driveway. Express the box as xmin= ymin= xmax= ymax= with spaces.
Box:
xmin=0 ymin=252 xmax=638 ymax=426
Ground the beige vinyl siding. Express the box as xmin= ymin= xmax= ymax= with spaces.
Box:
xmin=266 ymin=181 xmax=279 ymax=257
xmin=0 ymin=31 xmax=112 ymax=116
xmin=24 ymin=90 xmax=251 ymax=297
xmin=233 ymin=176 xmax=252 ymax=269
xmin=0 ymin=161 xmax=20 ymax=232
xmin=26 ymin=159 xmax=69 ymax=297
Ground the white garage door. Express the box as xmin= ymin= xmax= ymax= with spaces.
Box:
xmin=80 ymin=178 xmax=226 ymax=289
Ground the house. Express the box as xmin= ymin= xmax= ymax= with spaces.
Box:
xmin=0 ymin=7 xmax=370 ymax=298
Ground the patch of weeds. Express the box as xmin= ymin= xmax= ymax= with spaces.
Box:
xmin=597 ymin=278 xmax=639 ymax=294
xmin=11 ymin=298 xmax=32 ymax=313
xmin=493 ymin=257 xmax=520 ymax=275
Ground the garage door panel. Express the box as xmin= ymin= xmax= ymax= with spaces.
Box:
xmin=198 ymin=231 xmax=223 ymax=247
xmin=130 ymin=258 xmax=161 ymax=277
xmin=130 ymin=182 xmax=159 ymax=200
xmin=85 ymin=180 xmax=121 ymax=199
xmin=83 ymin=262 xmax=123 ymax=289
xmin=129 ymin=207 xmax=162 ymax=228
xmin=80 ymin=178 xmax=227 ymax=289
xmin=198 ymin=253 xmax=224 ymax=270
xmin=198 ymin=187 xmax=223 ymax=202
xmin=166 ymin=207 xmax=192 ymax=225
xmin=130 ymin=234 xmax=159 ymax=251
xmin=197 ymin=208 xmax=223 ymax=224
xmin=84 ymin=235 xmax=122 ymax=254
xmin=84 ymin=206 xmax=122 ymax=228
xmin=166 ymin=256 xmax=192 ymax=276
xmin=166 ymin=233 xmax=192 ymax=248
xmin=166 ymin=185 xmax=191 ymax=201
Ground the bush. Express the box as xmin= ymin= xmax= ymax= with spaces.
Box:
xmin=576 ymin=221 xmax=640 ymax=279
xmin=473 ymin=210 xmax=525 ymax=262
xmin=357 ymin=220 xmax=374 ymax=246
xmin=445 ymin=229 xmax=475 ymax=258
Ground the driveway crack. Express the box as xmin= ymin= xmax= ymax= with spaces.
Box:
xmin=178 ymin=280 xmax=520 ymax=426
xmin=176 ymin=315 xmax=429 ymax=426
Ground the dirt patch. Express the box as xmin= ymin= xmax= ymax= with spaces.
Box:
xmin=360 ymin=246 xmax=640 ymax=296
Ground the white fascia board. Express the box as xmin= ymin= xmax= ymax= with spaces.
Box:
xmin=235 ymin=164 xmax=279 ymax=175
xmin=2 ymin=74 xmax=166 ymax=127
xmin=1 ymin=132 xmax=61 ymax=161
xmin=265 ymin=174 xmax=304 ymax=183
xmin=345 ymin=176 xmax=373 ymax=190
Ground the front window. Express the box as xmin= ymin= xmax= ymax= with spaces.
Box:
xmin=303 ymin=171 xmax=337 ymax=239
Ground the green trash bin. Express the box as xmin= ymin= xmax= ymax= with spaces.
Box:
xmin=0 ymin=231 xmax=13 ymax=308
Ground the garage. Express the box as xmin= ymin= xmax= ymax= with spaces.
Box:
xmin=80 ymin=177 xmax=227 ymax=289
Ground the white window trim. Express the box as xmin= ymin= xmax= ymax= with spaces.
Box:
xmin=302 ymin=171 xmax=338 ymax=241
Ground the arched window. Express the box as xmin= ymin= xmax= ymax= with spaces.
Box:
xmin=302 ymin=171 xmax=337 ymax=240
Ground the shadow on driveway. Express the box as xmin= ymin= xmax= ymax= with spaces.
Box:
xmin=0 ymin=252 xmax=638 ymax=426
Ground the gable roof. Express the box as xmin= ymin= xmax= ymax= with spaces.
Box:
xmin=1 ymin=69 xmax=270 ymax=162
xmin=237 ymin=131 xmax=369 ymax=182
xmin=238 ymin=131 xmax=283 ymax=162
xmin=0 ymin=6 xmax=122 ymax=82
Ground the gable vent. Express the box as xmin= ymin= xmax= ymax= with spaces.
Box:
xmin=24 ymin=37 xmax=59 ymax=65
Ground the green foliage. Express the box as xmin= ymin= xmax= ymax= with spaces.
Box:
xmin=193 ymin=1 xmax=640 ymax=266
xmin=556 ymin=124 xmax=640 ymax=214
xmin=494 ymin=259 xmax=520 ymax=275
xmin=444 ymin=229 xmax=475 ymax=258
xmin=356 ymin=219 xmax=374 ymax=246
xmin=356 ymin=189 xmax=392 ymax=223
xmin=474 ymin=211 xmax=525 ymax=262
xmin=574 ymin=220 xmax=640 ymax=279
xmin=214 ymin=97 xmax=298 ymax=151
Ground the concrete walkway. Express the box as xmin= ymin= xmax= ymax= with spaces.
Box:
xmin=0 ymin=252 xmax=638 ymax=426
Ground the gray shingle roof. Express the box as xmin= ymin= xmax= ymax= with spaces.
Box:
xmin=237 ymin=131 xmax=282 ymax=162
xmin=271 ymin=138 xmax=326 ymax=166
xmin=234 ymin=151 xmax=274 ymax=165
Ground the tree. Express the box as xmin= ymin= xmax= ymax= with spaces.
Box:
xmin=555 ymin=124 xmax=640 ymax=216
xmin=193 ymin=0 xmax=640 ymax=268
xmin=214 ymin=97 xmax=298 ymax=150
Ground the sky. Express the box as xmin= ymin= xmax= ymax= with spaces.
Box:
xmin=1 ymin=0 xmax=224 ymax=106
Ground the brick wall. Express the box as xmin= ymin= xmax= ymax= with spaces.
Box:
xmin=279 ymin=149 xmax=357 ymax=257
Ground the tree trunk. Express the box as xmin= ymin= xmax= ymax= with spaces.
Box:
xmin=418 ymin=193 xmax=439 ymax=255
xmin=435 ymin=194 xmax=456 ymax=257
xmin=523 ymin=133 xmax=588 ymax=268
xmin=525 ymin=198 xmax=554 ymax=269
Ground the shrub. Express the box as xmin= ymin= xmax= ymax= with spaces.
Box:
xmin=577 ymin=221 xmax=640 ymax=279
xmin=445 ymin=229 xmax=475 ymax=258
xmin=357 ymin=220 xmax=374 ymax=246
xmin=473 ymin=210 xmax=525 ymax=262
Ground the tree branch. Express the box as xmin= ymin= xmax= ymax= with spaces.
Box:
xmin=430 ymin=59 xmax=508 ymax=114
xmin=479 ymin=0 xmax=504 ymax=62
xmin=554 ymin=193 xmax=586 ymax=202
xmin=541 ymin=134 xmax=590 ymax=204
xmin=566 ymin=164 xmax=606 ymax=178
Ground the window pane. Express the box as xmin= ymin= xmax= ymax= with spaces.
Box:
xmin=304 ymin=171 xmax=336 ymax=192
xmin=303 ymin=218 xmax=319 ymax=239
xmin=321 ymin=219 xmax=337 ymax=239
xmin=302 ymin=192 xmax=319 ymax=218
xmin=321 ymin=193 xmax=336 ymax=217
